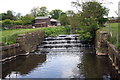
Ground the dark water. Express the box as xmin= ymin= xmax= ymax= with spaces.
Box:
xmin=2 ymin=35 xmax=118 ymax=79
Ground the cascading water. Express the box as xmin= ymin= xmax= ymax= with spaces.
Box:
xmin=2 ymin=34 xmax=118 ymax=79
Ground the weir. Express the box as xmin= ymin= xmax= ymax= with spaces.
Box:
xmin=2 ymin=34 xmax=119 ymax=79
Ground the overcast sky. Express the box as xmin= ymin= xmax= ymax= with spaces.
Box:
xmin=0 ymin=0 xmax=119 ymax=17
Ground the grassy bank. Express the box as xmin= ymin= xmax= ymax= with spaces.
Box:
xmin=99 ymin=23 xmax=120 ymax=49
xmin=1 ymin=26 xmax=71 ymax=45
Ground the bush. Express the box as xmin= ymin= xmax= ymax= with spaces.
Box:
xmin=115 ymin=43 xmax=120 ymax=49
xmin=109 ymin=37 xmax=117 ymax=45
xmin=78 ymin=30 xmax=93 ymax=41
xmin=2 ymin=19 xmax=14 ymax=29
xmin=80 ymin=17 xmax=99 ymax=33
xmin=21 ymin=14 xmax=35 ymax=25
xmin=43 ymin=26 xmax=71 ymax=37
xmin=14 ymin=20 xmax=23 ymax=25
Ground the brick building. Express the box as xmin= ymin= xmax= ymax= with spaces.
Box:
xmin=35 ymin=16 xmax=61 ymax=27
xmin=35 ymin=16 xmax=51 ymax=27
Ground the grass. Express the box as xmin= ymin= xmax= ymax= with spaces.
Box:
xmin=1 ymin=26 xmax=71 ymax=45
xmin=99 ymin=23 xmax=120 ymax=49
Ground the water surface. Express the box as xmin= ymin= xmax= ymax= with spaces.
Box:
xmin=2 ymin=35 xmax=118 ymax=79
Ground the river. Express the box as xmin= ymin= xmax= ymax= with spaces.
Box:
xmin=2 ymin=34 xmax=118 ymax=79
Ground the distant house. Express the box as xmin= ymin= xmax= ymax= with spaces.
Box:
xmin=50 ymin=19 xmax=61 ymax=26
xmin=35 ymin=16 xmax=51 ymax=27
xmin=35 ymin=16 xmax=61 ymax=27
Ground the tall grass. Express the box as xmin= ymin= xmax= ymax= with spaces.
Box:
xmin=101 ymin=23 xmax=119 ymax=49
xmin=1 ymin=26 xmax=71 ymax=45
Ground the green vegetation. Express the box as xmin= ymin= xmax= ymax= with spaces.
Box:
xmin=100 ymin=23 xmax=120 ymax=49
xmin=1 ymin=26 xmax=71 ymax=45
xmin=69 ymin=2 xmax=108 ymax=41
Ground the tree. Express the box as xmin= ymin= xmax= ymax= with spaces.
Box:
xmin=16 ymin=13 xmax=22 ymax=20
xmin=30 ymin=7 xmax=39 ymax=17
xmin=66 ymin=10 xmax=75 ymax=16
xmin=50 ymin=9 xmax=63 ymax=19
xmin=2 ymin=19 xmax=14 ymax=29
xmin=38 ymin=6 xmax=48 ymax=16
xmin=76 ymin=2 xmax=109 ymax=27
xmin=1 ymin=10 xmax=17 ymax=20
xmin=21 ymin=14 xmax=35 ymax=25
xmin=5 ymin=10 xmax=16 ymax=20
xmin=59 ymin=13 xmax=69 ymax=26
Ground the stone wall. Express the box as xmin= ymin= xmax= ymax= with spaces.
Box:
xmin=96 ymin=30 xmax=120 ymax=74
xmin=13 ymin=25 xmax=33 ymax=29
xmin=96 ymin=30 xmax=109 ymax=55
xmin=17 ymin=30 xmax=45 ymax=53
xmin=107 ymin=41 xmax=120 ymax=74
xmin=0 ymin=43 xmax=21 ymax=61
xmin=1 ymin=30 xmax=45 ymax=62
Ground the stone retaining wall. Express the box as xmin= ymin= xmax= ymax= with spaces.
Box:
xmin=1 ymin=30 xmax=45 ymax=62
xmin=96 ymin=30 xmax=109 ymax=55
xmin=0 ymin=43 xmax=21 ymax=61
xmin=96 ymin=30 xmax=120 ymax=74
xmin=107 ymin=41 xmax=120 ymax=74
xmin=13 ymin=25 xmax=33 ymax=29
xmin=17 ymin=30 xmax=45 ymax=53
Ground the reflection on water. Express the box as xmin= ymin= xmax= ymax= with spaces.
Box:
xmin=2 ymin=54 xmax=46 ymax=78
xmin=2 ymin=35 xmax=119 ymax=79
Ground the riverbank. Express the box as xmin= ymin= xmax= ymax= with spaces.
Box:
xmin=96 ymin=24 xmax=120 ymax=75
xmin=1 ymin=26 xmax=72 ymax=62
xmin=1 ymin=26 xmax=71 ymax=45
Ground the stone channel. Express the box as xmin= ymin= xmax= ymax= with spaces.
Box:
xmin=2 ymin=34 xmax=118 ymax=79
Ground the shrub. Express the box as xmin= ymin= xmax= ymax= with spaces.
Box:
xmin=78 ymin=30 xmax=93 ymax=41
xmin=14 ymin=20 xmax=23 ymax=25
xmin=115 ymin=43 xmax=120 ymax=49
xmin=43 ymin=26 xmax=71 ymax=37
xmin=2 ymin=19 xmax=14 ymax=29
xmin=109 ymin=37 xmax=117 ymax=45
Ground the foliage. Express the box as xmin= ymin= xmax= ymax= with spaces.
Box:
xmin=30 ymin=7 xmax=39 ymax=17
xmin=71 ymin=1 xmax=109 ymax=27
xmin=116 ymin=43 xmax=120 ymax=49
xmin=1 ymin=10 xmax=16 ymax=20
xmin=80 ymin=17 xmax=99 ymax=33
xmin=2 ymin=19 xmax=14 ymax=29
xmin=21 ymin=14 xmax=35 ymax=25
xmin=43 ymin=26 xmax=71 ymax=37
xmin=66 ymin=10 xmax=75 ymax=16
xmin=14 ymin=20 xmax=23 ymax=25
xmin=109 ymin=37 xmax=117 ymax=45
xmin=68 ymin=14 xmax=80 ymax=27
xmin=81 ymin=2 xmax=109 ymax=27
xmin=59 ymin=13 xmax=69 ymax=26
xmin=37 ymin=6 xmax=48 ymax=16
xmin=16 ymin=13 xmax=22 ymax=20
xmin=50 ymin=9 xmax=63 ymax=19
xmin=101 ymin=23 xmax=120 ymax=49
xmin=1 ymin=26 xmax=71 ymax=45
xmin=78 ymin=30 xmax=93 ymax=41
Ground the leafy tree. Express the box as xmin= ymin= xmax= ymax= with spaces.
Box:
xmin=38 ymin=6 xmax=48 ymax=16
xmin=66 ymin=10 xmax=75 ymax=16
xmin=79 ymin=2 xmax=109 ymax=27
xmin=68 ymin=13 xmax=80 ymax=27
xmin=21 ymin=14 xmax=35 ymax=25
xmin=14 ymin=20 xmax=23 ymax=25
xmin=2 ymin=19 xmax=14 ymax=29
xmin=50 ymin=9 xmax=63 ymax=19
xmin=16 ymin=13 xmax=22 ymax=20
xmin=0 ymin=13 xmax=2 ymax=20
xmin=59 ymin=13 xmax=69 ymax=26
xmin=30 ymin=7 xmax=39 ymax=17
xmin=2 ymin=10 xmax=17 ymax=20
